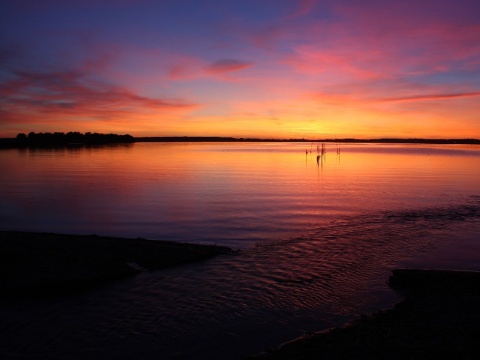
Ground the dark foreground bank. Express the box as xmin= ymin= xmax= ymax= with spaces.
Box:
xmin=0 ymin=231 xmax=231 ymax=299
xmin=251 ymin=269 xmax=480 ymax=360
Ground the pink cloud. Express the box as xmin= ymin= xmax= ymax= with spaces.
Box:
xmin=284 ymin=46 xmax=385 ymax=81
xmin=297 ymin=0 xmax=317 ymax=15
xmin=380 ymin=91 xmax=480 ymax=103
xmin=166 ymin=55 xmax=206 ymax=80
xmin=206 ymin=59 xmax=253 ymax=74
xmin=0 ymin=69 xmax=197 ymax=130
xmin=289 ymin=0 xmax=317 ymax=18
xmin=327 ymin=1 xmax=480 ymax=71
xmin=247 ymin=0 xmax=480 ymax=86
xmin=288 ymin=23 xmax=479 ymax=80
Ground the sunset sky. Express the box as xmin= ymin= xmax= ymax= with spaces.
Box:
xmin=1 ymin=0 xmax=479 ymax=139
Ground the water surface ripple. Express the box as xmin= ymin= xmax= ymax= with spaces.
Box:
xmin=1 ymin=199 xmax=479 ymax=359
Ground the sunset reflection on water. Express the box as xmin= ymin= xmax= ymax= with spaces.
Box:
xmin=1 ymin=142 xmax=480 ymax=359
xmin=1 ymin=142 xmax=479 ymax=247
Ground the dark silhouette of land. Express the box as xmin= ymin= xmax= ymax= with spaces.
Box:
xmin=135 ymin=136 xmax=480 ymax=144
xmin=0 ymin=132 xmax=134 ymax=148
xmin=2 ymin=231 xmax=479 ymax=358
xmin=251 ymin=269 xmax=480 ymax=359
xmin=0 ymin=231 xmax=231 ymax=300
xmin=1 ymin=134 xmax=479 ymax=148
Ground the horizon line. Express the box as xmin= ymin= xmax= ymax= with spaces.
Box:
xmin=133 ymin=136 xmax=480 ymax=144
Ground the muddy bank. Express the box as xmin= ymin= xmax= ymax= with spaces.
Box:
xmin=0 ymin=231 xmax=231 ymax=299
xmin=251 ymin=269 xmax=480 ymax=359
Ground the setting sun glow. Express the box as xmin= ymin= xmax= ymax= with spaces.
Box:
xmin=1 ymin=0 xmax=479 ymax=139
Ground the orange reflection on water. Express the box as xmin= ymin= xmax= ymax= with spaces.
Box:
xmin=1 ymin=142 xmax=480 ymax=244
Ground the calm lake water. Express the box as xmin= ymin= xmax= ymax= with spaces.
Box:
xmin=1 ymin=142 xmax=480 ymax=359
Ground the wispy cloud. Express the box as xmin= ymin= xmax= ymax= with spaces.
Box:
xmin=294 ymin=0 xmax=317 ymax=17
xmin=206 ymin=59 xmax=253 ymax=74
xmin=381 ymin=92 xmax=480 ymax=102
xmin=0 ymin=68 xmax=197 ymax=132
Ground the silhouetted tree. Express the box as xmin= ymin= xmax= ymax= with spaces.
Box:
xmin=16 ymin=131 xmax=135 ymax=147
xmin=16 ymin=133 xmax=27 ymax=141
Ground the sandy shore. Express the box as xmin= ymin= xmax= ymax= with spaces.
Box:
xmin=0 ymin=231 xmax=231 ymax=299
xmin=250 ymin=269 xmax=480 ymax=359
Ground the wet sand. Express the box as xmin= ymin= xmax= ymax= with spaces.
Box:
xmin=0 ymin=231 xmax=231 ymax=299
xmin=251 ymin=269 xmax=480 ymax=359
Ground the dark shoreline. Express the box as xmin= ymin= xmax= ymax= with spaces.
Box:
xmin=1 ymin=136 xmax=480 ymax=149
xmin=251 ymin=269 xmax=480 ymax=359
xmin=0 ymin=231 xmax=231 ymax=300
xmin=134 ymin=136 xmax=480 ymax=145
xmin=2 ymin=231 xmax=480 ymax=358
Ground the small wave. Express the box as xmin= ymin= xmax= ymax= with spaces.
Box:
xmin=383 ymin=199 xmax=480 ymax=223
xmin=2 ymin=197 xmax=479 ymax=360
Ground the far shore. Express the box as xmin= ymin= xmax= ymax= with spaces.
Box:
xmin=134 ymin=136 xmax=480 ymax=144
xmin=1 ymin=135 xmax=480 ymax=149
xmin=0 ymin=231 xmax=232 ymax=299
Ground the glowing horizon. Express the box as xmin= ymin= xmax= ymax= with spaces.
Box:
xmin=1 ymin=0 xmax=479 ymax=139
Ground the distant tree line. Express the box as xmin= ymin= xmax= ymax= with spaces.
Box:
xmin=134 ymin=136 xmax=480 ymax=144
xmin=13 ymin=132 xmax=135 ymax=147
